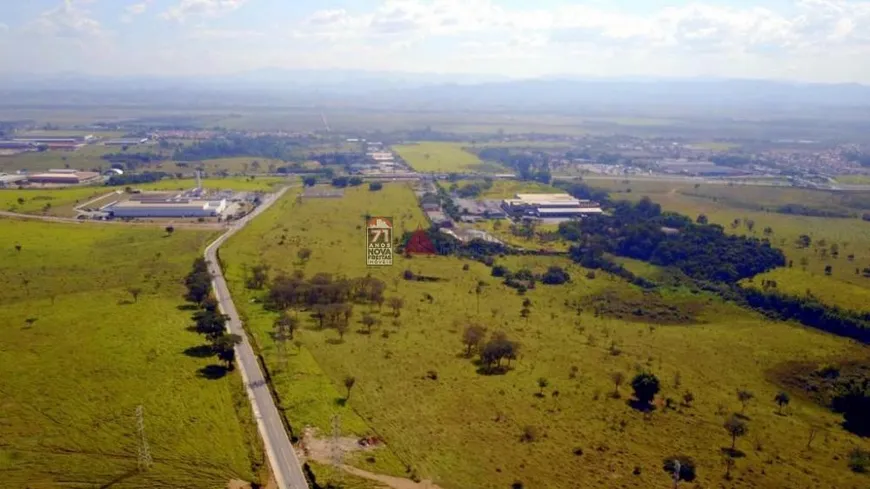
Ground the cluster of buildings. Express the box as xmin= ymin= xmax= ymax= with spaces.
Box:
xmin=502 ymin=193 xmax=602 ymax=219
xmin=0 ymin=134 xmax=93 ymax=152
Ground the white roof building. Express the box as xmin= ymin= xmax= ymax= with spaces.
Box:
xmin=107 ymin=199 xmax=226 ymax=218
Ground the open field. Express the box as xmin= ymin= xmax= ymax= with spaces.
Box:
xmin=477 ymin=179 xmax=561 ymax=199
xmin=0 ymin=219 xmax=261 ymax=488
xmin=688 ymin=141 xmax=742 ymax=151
xmin=467 ymin=140 xmax=574 ymax=149
xmin=590 ymin=179 xmax=870 ymax=310
xmin=0 ymin=144 xmax=153 ymax=173
xmin=0 ymin=185 xmax=111 ymax=216
xmin=16 ymin=130 xmax=127 ymax=138
xmin=154 ymin=157 xmax=288 ymax=175
xmin=220 ymin=184 xmax=869 ymax=489
xmin=393 ymin=142 xmax=502 ymax=173
xmin=132 ymin=176 xmax=290 ymax=192
xmin=836 ymin=175 xmax=870 ymax=185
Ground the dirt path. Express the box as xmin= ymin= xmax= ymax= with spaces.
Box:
xmin=301 ymin=427 xmax=444 ymax=489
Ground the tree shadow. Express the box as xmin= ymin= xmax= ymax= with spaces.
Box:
xmin=98 ymin=468 xmax=140 ymax=489
xmin=720 ymin=447 xmax=746 ymax=458
xmin=627 ymin=399 xmax=656 ymax=412
xmin=325 ymin=338 xmax=344 ymax=345
xmin=185 ymin=325 xmax=199 ymax=333
xmin=116 ymin=300 xmax=133 ymax=306
xmin=198 ymin=365 xmax=228 ymax=380
xmin=183 ymin=344 xmax=214 ymax=358
xmin=735 ymin=413 xmax=751 ymax=421
xmin=334 ymin=397 xmax=347 ymax=407
xmin=533 ymin=392 xmax=545 ymax=399
xmin=177 ymin=304 xmax=199 ymax=311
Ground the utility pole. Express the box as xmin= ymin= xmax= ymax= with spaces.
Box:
xmin=136 ymin=405 xmax=153 ymax=472
xmin=331 ymin=414 xmax=343 ymax=467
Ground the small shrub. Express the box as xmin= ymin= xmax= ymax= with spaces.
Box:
xmin=849 ymin=448 xmax=870 ymax=473
xmin=520 ymin=425 xmax=538 ymax=443
xmin=586 ymin=271 xmax=596 ymax=280
xmin=426 ymin=370 xmax=438 ymax=380
xmin=462 ymin=264 xmax=470 ymax=271
xmin=403 ymin=269 xmax=415 ymax=280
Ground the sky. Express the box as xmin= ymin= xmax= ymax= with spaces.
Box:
xmin=1 ymin=0 xmax=870 ymax=83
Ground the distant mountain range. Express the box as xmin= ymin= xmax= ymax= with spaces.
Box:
xmin=2 ymin=70 xmax=870 ymax=111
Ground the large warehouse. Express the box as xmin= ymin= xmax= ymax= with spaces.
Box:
xmin=502 ymin=193 xmax=602 ymax=218
xmin=27 ymin=169 xmax=101 ymax=185
xmin=106 ymin=199 xmax=227 ymax=218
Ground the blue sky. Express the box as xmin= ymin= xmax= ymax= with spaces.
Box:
xmin=1 ymin=0 xmax=869 ymax=82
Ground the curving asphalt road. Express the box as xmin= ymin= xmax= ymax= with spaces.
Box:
xmin=204 ymin=186 xmax=309 ymax=489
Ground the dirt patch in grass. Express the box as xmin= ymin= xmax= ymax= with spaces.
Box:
xmin=583 ymin=288 xmax=706 ymax=325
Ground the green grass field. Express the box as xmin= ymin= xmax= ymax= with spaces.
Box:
xmin=0 ymin=145 xmax=146 ymax=173
xmin=154 ymin=157 xmax=288 ymax=175
xmin=836 ymin=175 xmax=870 ymax=185
xmin=0 ymin=219 xmax=261 ymax=487
xmin=132 ymin=176 xmax=290 ymax=192
xmin=477 ymin=179 xmax=561 ymax=199
xmin=0 ymin=185 xmax=111 ymax=216
xmin=393 ymin=142 xmax=500 ymax=173
xmin=219 ymin=184 xmax=870 ymax=489
xmin=591 ymin=179 xmax=870 ymax=311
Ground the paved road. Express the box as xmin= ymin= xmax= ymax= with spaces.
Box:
xmin=204 ymin=187 xmax=309 ymax=489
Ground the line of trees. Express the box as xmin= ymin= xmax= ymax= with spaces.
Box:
xmin=173 ymin=136 xmax=304 ymax=162
xmin=475 ymin=148 xmax=552 ymax=183
xmin=106 ymin=171 xmax=169 ymax=187
xmin=184 ymin=258 xmax=242 ymax=372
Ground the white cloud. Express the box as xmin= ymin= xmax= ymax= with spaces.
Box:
xmin=26 ymin=0 xmax=104 ymax=38
xmin=162 ymin=0 xmax=250 ymax=22
xmin=189 ymin=28 xmax=264 ymax=39
xmin=122 ymin=1 xmax=152 ymax=23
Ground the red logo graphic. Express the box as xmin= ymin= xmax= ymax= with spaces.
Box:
xmin=405 ymin=226 xmax=437 ymax=255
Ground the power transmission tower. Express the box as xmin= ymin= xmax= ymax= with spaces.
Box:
xmin=331 ymin=414 xmax=343 ymax=467
xmin=136 ymin=405 xmax=153 ymax=472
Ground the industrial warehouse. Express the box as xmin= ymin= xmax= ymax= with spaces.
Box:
xmin=27 ymin=169 xmax=102 ymax=185
xmin=105 ymin=198 xmax=227 ymax=218
xmin=502 ymin=193 xmax=602 ymax=219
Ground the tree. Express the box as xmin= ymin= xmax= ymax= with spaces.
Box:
xmin=14 ymin=244 xmax=21 ymax=253
xmin=461 ymin=324 xmax=486 ymax=357
xmin=824 ymin=265 xmax=833 ymax=275
xmin=297 ymin=248 xmax=312 ymax=263
xmin=736 ymin=389 xmax=754 ymax=413
xmin=631 ymin=372 xmax=660 ymax=408
xmin=212 ymin=333 xmax=243 ymax=370
xmin=165 ymin=226 xmax=175 ymax=236
xmin=344 ymin=375 xmax=356 ymax=400
xmin=349 ymin=176 xmax=363 ymax=186
xmin=745 ymin=219 xmax=755 ymax=232
xmin=335 ymin=319 xmax=349 ymax=341
xmin=611 ymin=372 xmax=626 ymax=398
xmin=723 ymin=414 xmax=748 ymax=451
xmin=274 ymin=311 xmax=298 ymax=341
xmin=774 ymin=391 xmax=790 ymax=414
xmin=127 ymin=287 xmax=143 ymax=303
xmin=361 ymin=313 xmax=378 ymax=334
xmin=696 ymin=214 xmax=708 ymax=225
xmin=194 ymin=310 xmax=228 ymax=340
xmin=537 ymin=377 xmax=549 ymax=396
xmin=388 ymin=297 xmax=404 ymax=317
xmin=369 ymin=182 xmax=383 ymax=191
xmin=663 ymin=456 xmax=697 ymax=486
xmin=303 ymin=176 xmax=317 ymax=187
xmin=542 ymin=266 xmax=570 ymax=285
xmin=797 ymin=234 xmax=812 ymax=248
xmin=683 ymin=391 xmax=695 ymax=407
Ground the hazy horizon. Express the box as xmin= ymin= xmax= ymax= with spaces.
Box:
xmin=2 ymin=1 xmax=870 ymax=83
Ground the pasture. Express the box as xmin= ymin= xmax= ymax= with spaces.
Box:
xmin=0 ymin=219 xmax=261 ymax=487
xmin=393 ymin=142 xmax=500 ymax=173
xmin=0 ymin=185 xmax=111 ymax=216
xmin=155 ymin=157 xmax=287 ymax=175
xmin=131 ymin=176 xmax=290 ymax=192
xmin=0 ymin=144 xmax=146 ymax=173
xmin=219 ymin=184 xmax=870 ymax=489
